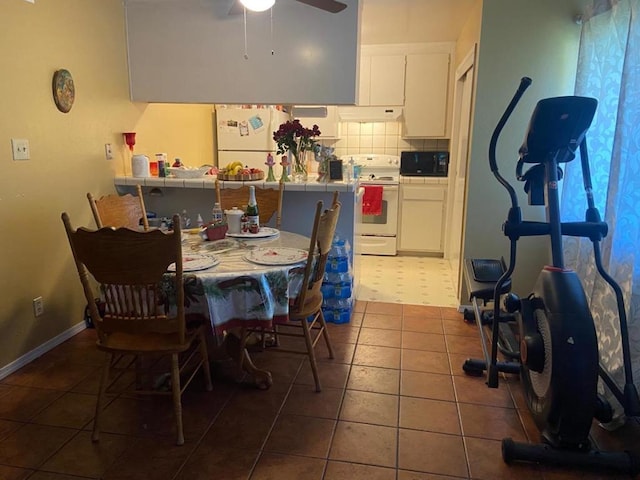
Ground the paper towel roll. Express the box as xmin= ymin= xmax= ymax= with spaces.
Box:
xmin=132 ymin=154 xmax=150 ymax=178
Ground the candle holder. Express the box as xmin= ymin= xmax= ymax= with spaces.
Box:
xmin=279 ymin=155 xmax=290 ymax=183
xmin=123 ymin=132 xmax=136 ymax=151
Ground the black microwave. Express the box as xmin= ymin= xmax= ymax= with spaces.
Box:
xmin=400 ymin=151 xmax=449 ymax=177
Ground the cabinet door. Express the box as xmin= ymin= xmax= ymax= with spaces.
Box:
xmin=403 ymin=53 xmax=450 ymax=137
xmin=369 ymin=55 xmax=406 ymax=106
xmin=398 ymin=185 xmax=446 ymax=252
xmin=293 ymin=106 xmax=339 ymax=138
xmin=359 ymin=54 xmax=405 ymax=106
xmin=358 ymin=55 xmax=372 ymax=106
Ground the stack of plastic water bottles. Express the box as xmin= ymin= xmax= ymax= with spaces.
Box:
xmin=321 ymin=236 xmax=354 ymax=324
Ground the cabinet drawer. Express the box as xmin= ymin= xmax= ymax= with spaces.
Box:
xmin=402 ymin=187 xmax=445 ymax=201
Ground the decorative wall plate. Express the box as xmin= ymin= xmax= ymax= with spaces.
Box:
xmin=52 ymin=69 xmax=75 ymax=113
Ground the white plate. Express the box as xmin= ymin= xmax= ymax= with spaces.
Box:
xmin=226 ymin=227 xmax=280 ymax=239
xmin=243 ymin=247 xmax=308 ymax=266
xmin=168 ymin=254 xmax=220 ymax=272
xmin=201 ymin=238 xmax=238 ymax=254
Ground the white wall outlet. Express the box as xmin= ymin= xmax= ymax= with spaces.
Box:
xmin=33 ymin=296 xmax=44 ymax=317
xmin=11 ymin=138 xmax=30 ymax=160
xmin=105 ymin=143 xmax=113 ymax=160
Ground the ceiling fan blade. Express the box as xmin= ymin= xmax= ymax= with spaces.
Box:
xmin=295 ymin=0 xmax=347 ymax=13
xmin=228 ymin=0 xmax=347 ymax=16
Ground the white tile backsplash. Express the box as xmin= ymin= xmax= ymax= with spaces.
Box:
xmin=323 ymin=121 xmax=449 ymax=159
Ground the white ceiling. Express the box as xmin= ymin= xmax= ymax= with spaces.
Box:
xmin=360 ymin=0 xmax=480 ymax=44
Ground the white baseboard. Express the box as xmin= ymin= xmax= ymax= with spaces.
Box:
xmin=0 ymin=322 xmax=87 ymax=381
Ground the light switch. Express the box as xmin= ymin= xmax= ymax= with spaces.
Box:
xmin=11 ymin=138 xmax=30 ymax=161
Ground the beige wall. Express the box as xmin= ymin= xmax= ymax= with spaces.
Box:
xmin=455 ymin=0 xmax=482 ymax=69
xmin=463 ymin=0 xmax=589 ymax=296
xmin=0 ymin=0 xmax=215 ymax=371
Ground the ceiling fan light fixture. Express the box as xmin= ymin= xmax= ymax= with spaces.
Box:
xmin=240 ymin=0 xmax=275 ymax=12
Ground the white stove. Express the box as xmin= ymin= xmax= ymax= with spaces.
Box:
xmin=350 ymin=154 xmax=400 ymax=185
xmin=348 ymin=154 xmax=400 ymax=256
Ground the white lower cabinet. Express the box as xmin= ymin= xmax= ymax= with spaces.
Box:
xmin=398 ymin=184 xmax=446 ymax=253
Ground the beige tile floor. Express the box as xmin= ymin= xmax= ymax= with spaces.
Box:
xmin=357 ymin=254 xmax=459 ymax=307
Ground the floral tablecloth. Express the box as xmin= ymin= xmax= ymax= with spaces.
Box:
xmin=167 ymin=231 xmax=310 ymax=336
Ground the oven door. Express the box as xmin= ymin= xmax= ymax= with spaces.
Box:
xmin=358 ymin=184 xmax=399 ymax=236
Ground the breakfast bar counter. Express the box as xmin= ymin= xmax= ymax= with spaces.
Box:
xmin=114 ymin=175 xmax=362 ymax=297
xmin=114 ymin=175 xmax=357 ymax=193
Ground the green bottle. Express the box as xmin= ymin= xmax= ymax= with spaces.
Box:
xmin=246 ymin=185 xmax=259 ymax=232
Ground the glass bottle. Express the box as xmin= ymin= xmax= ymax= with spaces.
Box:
xmin=246 ymin=186 xmax=259 ymax=232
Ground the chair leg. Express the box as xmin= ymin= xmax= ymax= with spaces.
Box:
xmin=237 ymin=328 xmax=249 ymax=372
xmin=300 ymin=314 xmax=322 ymax=392
xmin=317 ymin=309 xmax=335 ymax=359
xmin=170 ymin=353 xmax=185 ymax=446
xmin=198 ymin=331 xmax=213 ymax=392
xmin=92 ymin=352 xmax=112 ymax=443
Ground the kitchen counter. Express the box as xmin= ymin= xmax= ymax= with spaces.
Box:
xmin=399 ymin=176 xmax=449 ymax=185
xmin=114 ymin=175 xmax=358 ymax=193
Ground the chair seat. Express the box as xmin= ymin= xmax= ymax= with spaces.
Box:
xmin=97 ymin=328 xmax=200 ymax=354
xmin=288 ymin=291 xmax=323 ymax=321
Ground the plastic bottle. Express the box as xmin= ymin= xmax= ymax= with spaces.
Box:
xmin=246 ymin=186 xmax=259 ymax=232
xmin=212 ymin=202 xmax=224 ymax=225
xmin=196 ymin=214 xmax=204 ymax=228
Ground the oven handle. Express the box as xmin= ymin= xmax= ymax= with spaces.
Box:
xmin=360 ymin=184 xmax=399 ymax=192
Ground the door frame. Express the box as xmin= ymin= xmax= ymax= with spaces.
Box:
xmin=444 ymin=44 xmax=477 ymax=302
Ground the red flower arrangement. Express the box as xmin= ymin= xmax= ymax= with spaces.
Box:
xmin=273 ymin=120 xmax=321 ymax=177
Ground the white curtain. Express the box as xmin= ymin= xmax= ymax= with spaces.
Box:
xmin=561 ymin=0 xmax=640 ymax=420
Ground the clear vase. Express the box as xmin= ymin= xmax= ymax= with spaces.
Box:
xmin=291 ymin=151 xmax=308 ymax=183
xmin=317 ymin=159 xmax=329 ymax=182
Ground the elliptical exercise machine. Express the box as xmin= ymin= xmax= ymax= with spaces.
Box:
xmin=474 ymin=77 xmax=640 ymax=473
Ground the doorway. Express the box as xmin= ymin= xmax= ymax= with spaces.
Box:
xmin=445 ymin=45 xmax=477 ymax=302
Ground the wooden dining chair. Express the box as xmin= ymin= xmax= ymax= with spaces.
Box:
xmin=238 ymin=192 xmax=341 ymax=392
xmin=61 ymin=212 xmax=212 ymax=446
xmin=88 ymin=184 xmax=149 ymax=231
xmin=214 ymin=179 xmax=284 ymax=228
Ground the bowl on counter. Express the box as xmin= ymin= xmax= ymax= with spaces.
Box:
xmin=167 ymin=166 xmax=210 ymax=178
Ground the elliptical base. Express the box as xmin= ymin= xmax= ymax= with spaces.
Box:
xmin=502 ymin=437 xmax=640 ymax=475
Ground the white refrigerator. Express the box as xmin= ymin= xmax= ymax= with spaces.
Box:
xmin=215 ymin=107 xmax=291 ymax=171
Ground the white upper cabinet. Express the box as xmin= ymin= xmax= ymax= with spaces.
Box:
xmin=358 ymin=54 xmax=406 ymax=106
xmin=125 ymin=0 xmax=360 ymax=105
xmin=357 ymin=43 xmax=453 ymax=138
xmin=403 ymin=52 xmax=451 ymax=138
xmin=292 ymin=106 xmax=340 ymax=139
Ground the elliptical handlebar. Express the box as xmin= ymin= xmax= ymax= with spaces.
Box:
xmin=489 ymin=77 xmax=532 ymax=208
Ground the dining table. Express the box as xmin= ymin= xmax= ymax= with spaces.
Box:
xmin=172 ymin=227 xmax=312 ymax=389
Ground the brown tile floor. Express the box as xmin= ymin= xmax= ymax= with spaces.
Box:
xmin=1 ymin=301 xmax=640 ymax=479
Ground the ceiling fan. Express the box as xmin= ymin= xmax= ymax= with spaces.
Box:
xmin=229 ymin=0 xmax=347 ymax=15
